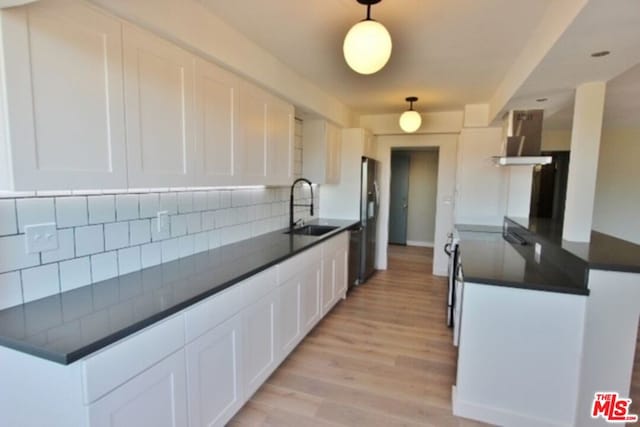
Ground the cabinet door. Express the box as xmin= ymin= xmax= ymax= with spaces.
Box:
xmin=301 ymin=263 xmax=322 ymax=334
xmin=238 ymin=83 xmax=267 ymax=185
xmin=123 ymin=24 xmax=195 ymax=188
xmin=277 ymin=275 xmax=301 ymax=360
xmin=242 ymin=291 xmax=278 ymax=398
xmin=321 ymin=256 xmax=335 ymax=315
xmin=186 ymin=314 xmax=243 ymax=427
xmin=335 ymin=243 xmax=349 ymax=297
xmin=88 ymin=350 xmax=188 ymax=427
xmin=194 ymin=58 xmax=240 ymax=186
xmin=266 ymin=97 xmax=294 ymax=186
xmin=1 ymin=1 xmax=127 ymax=190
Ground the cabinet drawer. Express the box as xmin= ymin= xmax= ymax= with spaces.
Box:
xmin=321 ymin=231 xmax=349 ymax=257
xmin=184 ymin=281 xmax=246 ymax=343
xmin=244 ymin=267 xmax=278 ymax=307
xmin=82 ymin=314 xmax=185 ymax=404
xmin=279 ymin=245 xmax=321 ymax=284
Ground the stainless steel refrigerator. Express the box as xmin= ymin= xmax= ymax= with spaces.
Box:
xmin=349 ymin=157 xmax=379 ymax=286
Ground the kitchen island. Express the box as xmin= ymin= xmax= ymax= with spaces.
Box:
xmin=452 ymin=220 xmax=640 ymax=427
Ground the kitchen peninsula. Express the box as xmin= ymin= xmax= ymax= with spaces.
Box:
xmin=453 ymin=218 xmax=640 ymax=427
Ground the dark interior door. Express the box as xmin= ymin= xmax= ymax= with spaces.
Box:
xmin=389 ymin=152 xmax=410 ymax=245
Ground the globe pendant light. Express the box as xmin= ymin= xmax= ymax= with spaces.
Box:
xmin=399 ymin=97 xmax=422 ymax=133
xmin=343 ymin=0 xmax=392 ymax=75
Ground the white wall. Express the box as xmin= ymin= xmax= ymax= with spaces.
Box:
xmin=359 ymin=111 xmax=464 ymax=135
xmin=592 ymin=128 xmax=640 ymax=244
xmin=406 ymin=151 xmax=439 ymax=246
xmin=455 ymin=128 xmax=508 ymax=225
xmin=376 ymin=134 xmax=458 ymax=276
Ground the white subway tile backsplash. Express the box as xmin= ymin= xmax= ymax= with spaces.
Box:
xmin=105 ymin=222 xmax=129 ymax=251
xmin=186 ymin=213 xmax=201 ymax=234
xmin=193 ymin=191 xmax=207 ymax=212
xmin=0 ymin=185 xmax=318 ymax=310
xmin=75 ymin=225 xmax=104 ymax=256
xmin=161 ymin=238 xmax=179 ymax=262
xmin=22 ymin=264 xmax=60 ymax=303
xmin=178 ymin=192 xmax=193 ymax=213
xmin=178 ymin=235 xmax=195 ymax=258
xmin=59 ymin=257 xmax=91 ymax=292
xmin=91 ymin=251 xmax=118 ymax=282
xmin=194 ymin=232 xmax=209 ymax=253
xmin=115 ymin=194 xmax=139 ymax=221
xmin=0 ymin=235 xmax=40 ymax=273
xmin=202 ymin=211 xmax=215 ymax=231
xmin=0 ymin=200 xmax=17 ymax=236
xmin=170 ymin=215 xmax=187 ymax=237
xmin=41 ymin=228 xmax=75 ymax=264
xmin=16 ymin=198 xmax=55 ymax=232
xmin=118 ymin=247 xmax=141 ymax=275
xmin=141 ymin=242 xmax=161 ymax=268
xmin=88 ymin=195 xmax=115 ymax=224
xmin=159 ymin=192 xmax=178 ymax=215
xmin=130 ymin=220 xmax=151 ymax=246
xmin=139 ymin=193 xmax=160 ymax=218
xmin=0 ymin=272 xmax=23 ymax=309
xmin=207 ymin=191 xmax=220 ymax=210
xmin=56 ymin=197 xmax=88 ymax=228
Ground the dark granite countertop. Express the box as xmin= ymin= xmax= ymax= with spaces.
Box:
xmin=507 ymin=217 xmax=640 ymax=274
xmin=0 ymin=219 xmax=358 ymax=365
xmin=455 ymin=224 xmax=589 ymax=296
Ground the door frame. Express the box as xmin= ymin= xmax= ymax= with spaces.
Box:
xmin=374 ymin=134 xmax=458 ymax=277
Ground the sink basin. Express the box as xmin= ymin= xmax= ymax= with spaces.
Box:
xmin=285 ymin=225 xmax=339 ymax=236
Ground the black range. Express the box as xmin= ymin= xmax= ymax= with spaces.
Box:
xmin=0 ymin=219 xmax=358 ymax=365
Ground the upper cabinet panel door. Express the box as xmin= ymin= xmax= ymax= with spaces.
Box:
xmin=123 ymin=24 xmax=195 ymax=188
xmin=266 ymin=97 xmax=294 ymax=186
xmin=194 ymin=58 xmax=240 ymax=187
xmin=0 ymin=1 xmax=127 ymax=190
xmin=238 ymin=83 xmax=267 ymax=185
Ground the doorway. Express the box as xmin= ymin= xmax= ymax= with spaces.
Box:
xmin=529 ymin=151 xmax=570 ymax=222
xmin=388 ymin=148 xmax=439 ymax=247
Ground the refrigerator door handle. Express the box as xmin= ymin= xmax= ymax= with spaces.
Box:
xmin=373 ymin=181 xmax=380 ymax=205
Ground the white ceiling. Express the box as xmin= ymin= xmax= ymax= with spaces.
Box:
xmin=197 ymin=0 xmax=551 ymax=114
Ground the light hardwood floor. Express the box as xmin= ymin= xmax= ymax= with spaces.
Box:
xmin=229 ymin=245 xmax=490 ymax=426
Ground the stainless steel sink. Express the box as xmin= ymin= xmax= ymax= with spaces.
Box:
xmin=284 ymin=225 xmax=339 ymax=236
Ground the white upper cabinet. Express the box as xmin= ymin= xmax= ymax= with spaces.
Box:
xmin=194 ymin=58 xmax=240 ymax=186
xmin=123 ymin=24 xmax=195 ymax=188
xmin=302 ymin=119 xmax=342 ymax=185
xmin=238 ymin=82 xmax=268 ymax=185
xmin=0 ymin=1 xmax=127 ymax=190
xmin=266 ymin=95 xmax=294 ymax=186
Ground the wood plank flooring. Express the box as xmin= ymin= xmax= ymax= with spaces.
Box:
xmin=229 ymin=245 xmax=490 ymax=426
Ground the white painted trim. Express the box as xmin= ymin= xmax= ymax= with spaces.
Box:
xmin=452 ymin=386 xmax=572 ymax=427
xmin=406 ymin=240 xmax=433 ymax=248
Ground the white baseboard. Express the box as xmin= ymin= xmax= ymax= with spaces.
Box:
xmin=452 ymin=386 xmax=572 ymax=427
xmin=406 ymin=240 xmax=434 ymax=248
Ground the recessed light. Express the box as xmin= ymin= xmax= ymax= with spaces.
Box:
xmin=536 ymin=98 xmax=548 ymax=102
xmin=591 ymin=50 xmax=611 ymax=58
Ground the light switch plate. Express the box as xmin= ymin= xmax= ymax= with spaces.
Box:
xmin=25 ymin=223 xmax=58 ymax=254
xmin=534 ymin=242 xmax=542 ymax=263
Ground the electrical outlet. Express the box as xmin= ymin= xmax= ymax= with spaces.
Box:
xmin=157 ymin=211 xmax=170 ymax=234
xmin=25 ymin=223 xmax=58 ymax=254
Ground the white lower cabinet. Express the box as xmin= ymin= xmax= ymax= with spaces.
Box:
xmin=321 ymin=256 xmax=335 ymax=315
xmin=242 ymin=290 xmax=279 ymax=399
xmin=186 ymin=313 xmax=243 ymax=427
xmin=334 ymin=239 xmax=349 ymax=297
xmin=301 ymin=264 xmax=322 ymax=334
xmin=87 ymin=350 xmax=188 ymax=427
xmin=278 ymin=275 xmax=302 ymax=358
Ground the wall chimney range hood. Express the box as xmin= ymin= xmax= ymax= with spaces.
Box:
xmin=494 ymin=109 xmax=552 ymax=166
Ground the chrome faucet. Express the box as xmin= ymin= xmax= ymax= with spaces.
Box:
xmin=289 ymin=178 xmax=314 ymax=229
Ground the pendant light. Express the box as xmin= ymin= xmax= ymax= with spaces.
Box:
xmin=343 ymin=0 xmax=392 ymax=75
xmin=399 ymin=97 xmax=422 ymax=133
